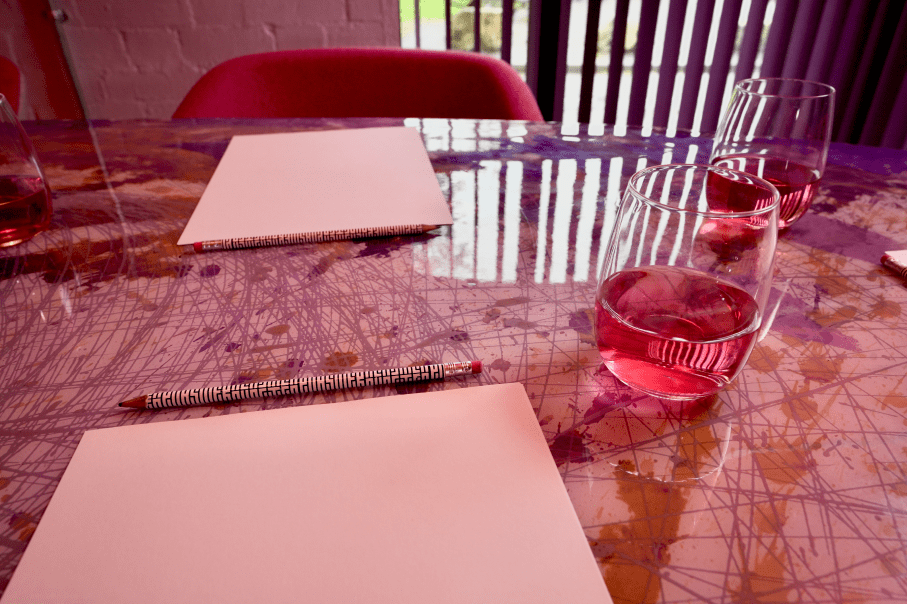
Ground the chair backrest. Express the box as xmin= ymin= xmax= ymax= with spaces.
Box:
xmin=173 ymin=47 xmax=544 ymax=121
xmin=0 ymin=56 xmax=20 ymax=113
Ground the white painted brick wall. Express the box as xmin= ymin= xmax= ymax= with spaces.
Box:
xmin=51 ymin=0 xmax=401 ymax=119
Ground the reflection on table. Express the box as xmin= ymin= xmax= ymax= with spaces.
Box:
xmin=2 ymin=117 xmax=906 ymax=603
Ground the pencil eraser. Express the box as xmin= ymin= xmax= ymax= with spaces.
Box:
xmin=193 ymin=242 xmax=203 ymax=253
xmin=471 ymin=360 xmax=482 ymax=374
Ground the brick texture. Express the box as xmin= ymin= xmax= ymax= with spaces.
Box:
xmin=17 ymin=0 xmax=401 ymax=119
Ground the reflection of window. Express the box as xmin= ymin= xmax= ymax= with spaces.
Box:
xmin=411 ymin=120 xmax=706 ymax=285
xmin=414 ymin=160 xmax=523 ymax=283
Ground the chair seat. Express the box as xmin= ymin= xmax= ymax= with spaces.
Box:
xmin=173 ymin=47 xmax=543 ymax=122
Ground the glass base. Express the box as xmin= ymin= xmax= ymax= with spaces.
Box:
xmin=0 ymin=225 xmax=45 ymax=247
xmin=604 ymin=359 xmax=726 ymax=401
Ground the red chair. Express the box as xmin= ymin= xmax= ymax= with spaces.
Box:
xmin=173 ymin=47 xmax=543 ymax=121
xmin=0 ymin=56 xmax=20 ymax=113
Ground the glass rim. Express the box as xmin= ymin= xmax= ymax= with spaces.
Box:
xmin=626 ymin=163 xmax=781 ymax=219
xmin=735 ymin=77 xmax=836 ymax=100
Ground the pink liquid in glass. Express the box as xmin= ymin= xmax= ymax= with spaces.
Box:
xmin=0 ymin=175 xmax=51 ymax=247
xmin=712 ymin=154 xmax=820 ymax=229
xmin=595 ymin=266 xmax=761 ymax=400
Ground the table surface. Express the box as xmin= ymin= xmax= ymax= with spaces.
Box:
xmin=2 ymin=117 xmax=906 ymax=603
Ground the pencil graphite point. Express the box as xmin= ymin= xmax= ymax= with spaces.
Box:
xmin=119 ymin=396 xmax=147 ymax=409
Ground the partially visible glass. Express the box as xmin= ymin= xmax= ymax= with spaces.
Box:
xmin=710 ymin=78 xmax=835 ymax=230
xmin=0 ymin=94 xmax=52 ymax=247
xmin=595 ymin=164 xmax=779 ymax=401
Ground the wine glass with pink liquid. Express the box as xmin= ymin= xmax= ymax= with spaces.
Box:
xmin=595 ymin=164 xmax=779 ymax=401
xmin=710 ymin=78 xmax=834 ymax=230
xmin=0 ymin=94 xmax=51 ymax=247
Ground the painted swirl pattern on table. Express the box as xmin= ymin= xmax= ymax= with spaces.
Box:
xmin=1 ymin=118 xmax=906 ymax=603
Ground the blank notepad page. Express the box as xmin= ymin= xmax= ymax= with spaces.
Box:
xmin=2 ymin=383 xmax=612 ymax=604
xmin=177 ymin=127 xmax=453 ymax=245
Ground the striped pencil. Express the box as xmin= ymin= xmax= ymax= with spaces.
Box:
xmin=119 ymin=360 xmax=483 ymax=410
xmin=192 ymin=224 xmax=440 ymax=252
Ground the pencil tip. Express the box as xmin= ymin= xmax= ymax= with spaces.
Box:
xmin=119 ymin=396 xmax=147 ymax=409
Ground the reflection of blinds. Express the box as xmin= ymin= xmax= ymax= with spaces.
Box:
xmin=451 ymin=169 xmax=476 ymax=281
xmin=413 ymin=159 xmax=525 ymax=283
xmin=549 ymin=159 xmax=576 ymax=283
xmin=534 ymin=160 xmax=552 ymax=283
xmin=596 ymin=157 xmax=622 ymax=278
xmin=574 ymin=158 xmax=601 ymax=282
xmin=502 ymin=161 xmax=522 ymax=282
xmin=477 ymin=161 xmax=501 ymax=282
xmin=412 ymin=128 xmax=707 ymax=284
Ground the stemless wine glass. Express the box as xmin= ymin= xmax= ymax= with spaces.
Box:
xmin=710 ymin=78 xmax=834 ymax=230
xmin=0 ymin=94 xmax=52 ymax=247
xmin=595 ymin=164 xmax=779 ymax=401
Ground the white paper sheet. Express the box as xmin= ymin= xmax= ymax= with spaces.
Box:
xmin=2 ymin=384 xmax=612 ymax=604
xmin=177 ymin=127 xmax=453 ymax=245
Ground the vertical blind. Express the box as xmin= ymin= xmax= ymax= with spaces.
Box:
xmin=403 ymin=0 xmax=907 ymax=148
